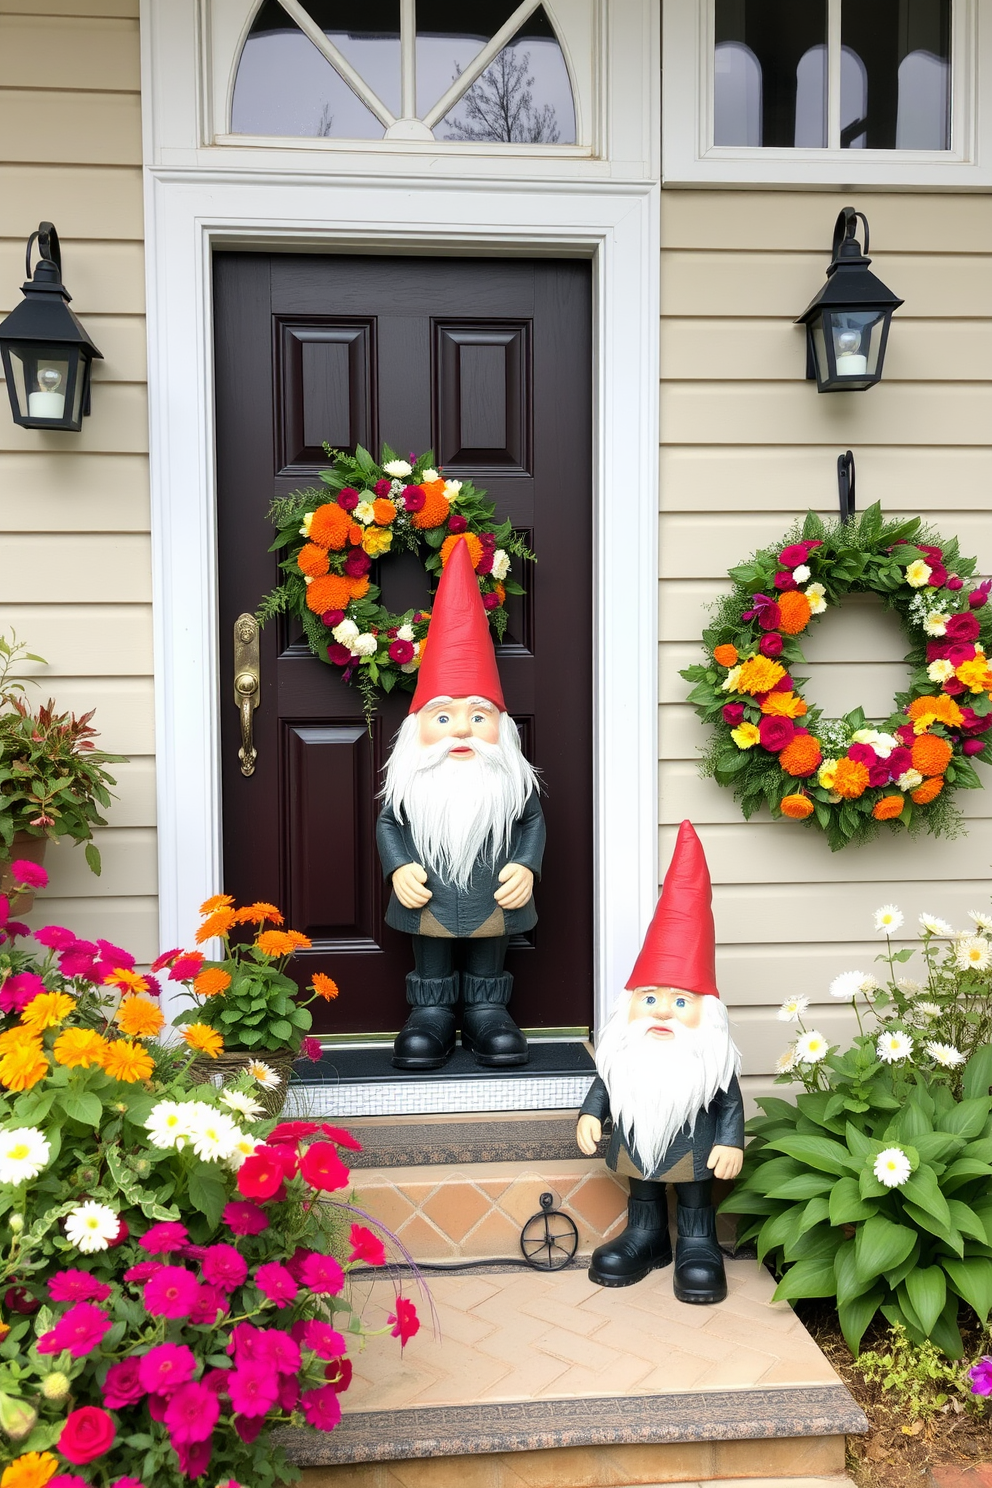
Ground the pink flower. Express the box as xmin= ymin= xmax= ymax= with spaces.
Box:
xmin=50 ymin=1477 xmax=88 ymax=1488
xmin=947 ymin=575 xmax=964 ymax=590
xmin=285 ymin=1247 xmax=311 ymax=1283
xmin=164 ymin=1381 xmax=220 ymax=1444
xmin=38 ymin=1302 xmax=112 ymax=1358
xmin=325 ymin=1358 xmax=353 ymax=1394
xmin=233 ymin=1416 xmax=264 ymax=1445
xmin=300 ymin=1141 xmax=350 ymax=1193
xmin=758 ymin=633 xmax=783 ymax=658
xmin=300 ymin=1251 xmax=345 ymax=1295
xmin=402 ymin=485 xmax=425 ymax=512
xmin=301 ymin=1384 xmax=342 ymax=1432
xmin=33 ymin=925 xmax=76 ymax=950
xmin=223 ymin=1200 xmax=268 ymax=1236
xmin=447 ymin=514 xmax=468 ymax=533
xmin=301 ymin=1037 xmax=322 ymax=1062
xmin=388 ymin=1297 xmax=420 ymax=1346
xmin=969 ymin=581 xmax=992 ymax=609
xmin=388 ymin=639 xmax=415 ymax=664
xmin=482 ymin=591 xmax=501 ymax=610
xmin=344 ymin=549 xmax=371 ymax=577
xmin=321 ymin=609 xmax=345 ymax=629
xmin=58 ymin=945 xmax=98 ymax=979
xmin=847 ymin=743 xmax=877 ymax=766
xmin=337 ymin=487 xmax=360 ymax=511
xmin=296 ymin=1320 xmax=347 ymax=1359
xmin=348 ymin=1224 xmax=386 ymax=1267
xmin=227 ymin=1362 xmax=279 ymax=1418
xmin=476 ymin=551 xmax=494 ymax=575
xmin=48 ymin=1271 xmax=111 ymax=1305
xmin=260 ymin=1329 xmax=300 ymax=1376
xmin=227 ymin=1322 xmax=268 ymax=1363
xmin=151 ymin=948 xmax=182 ymax=971
xmin=963 ymin=738 xmax=987 ymax=756
xmin=254 ymin=1262 xmax=298 ymax=1308
xmin=721 ymin=702 xmax=745 ymax=727
xmin=138 ymin=1342 xmax=197 ymax=1396
xmin=0 ymin=972 xmax=45 ymax=1014
xmin=140 ymin=1222 xmax=189 ymax=1256
xmin=168 ymin=952 xmax=204 ymax=981
xmin=758 ymin=716 xmax=795 ymax=753
xmin=201 ymin=1245 xmax=248 ymax=1292
xmin=327 ymin=643 xmax=352 ymax=666
xmin=970 ymin=1356 xmax=992 ymax=1395
xmin=373 ymin=479 xmax=391 ymax=498
xmin=111 ymin=1479 xmax=146 ymax=1488
xmin=124 ymin=1261 xmax=161 ymax=1285
xmin=9 ymin=860 xmax=47 ymax=889
xmin=947 ymin=612 xmax=981 ymax=642
xmin=237 ymin=1146 xmax=287 ymax=1200
xmin=102 ymin=1357 xmax=145 ymax=1409
xmin=174 ymin=1438 xmax=212 ymax=1478
xmin=58 ymin=1406 xmax=115 ymax=1466
xmin=278 ymin=1376 xmax=300 ymax=1411
xmin=868 ymin=762 xmax=891 ymax=788
xmin=773 ymin=570 xmax=797 ymax=591
xmin=269 ymin=1120 xmax=318 ymax=1143
xmin=886 ymin=746 xmax=912 ymax=778
xmin=189 ymin=1284 xmax=226 ymax=1326
xmin=144 ymin=1267 xmax=200 ymax=1320
xmin=779 ymin=543 xmax=811 ymax=568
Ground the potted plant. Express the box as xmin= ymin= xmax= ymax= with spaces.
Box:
xmin=161 ymin=896 xmax=337 ymax=1115
xmin=0 ymin=633 xmax=124 ymax=909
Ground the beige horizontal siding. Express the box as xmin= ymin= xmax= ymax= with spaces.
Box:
xmin=0 ymin=5 xmax=152 ymax=957
xmin=660 ymin=189 xmax=992 ymax=1086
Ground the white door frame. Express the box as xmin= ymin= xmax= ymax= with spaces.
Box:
xmin=142 ymin=6 xmax=660 ymax=1037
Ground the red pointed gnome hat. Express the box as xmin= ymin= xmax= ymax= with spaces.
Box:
xmin=625 ymin=820 xmax=720 ymax=997
xmin=409 ymin=534 xmax=506 ymax=713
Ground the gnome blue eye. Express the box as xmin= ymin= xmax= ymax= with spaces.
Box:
xmin=675 ymin=997 xmax=687 ymax=1009
xmin=472 ymin=713 xmax=486 ymax=723
xmin=644 ymin=995 xmax=656 ymax=1005
xmin=436 ymin=714 xmax=450 ymax=724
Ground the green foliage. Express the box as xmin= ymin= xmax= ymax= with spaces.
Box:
xmin=852 ymin=1322 xmax=975 ymax=1420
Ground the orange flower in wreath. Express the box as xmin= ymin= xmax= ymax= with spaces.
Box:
xmin=735 ymin=656 xmax=786 ymax=695
xmin=761 ymin=691 xmax=807 ymax=719
xmin=348 ymin=523 xmax=364 ymax=546
xmin=780 ymin=794 xmax=814 ymax=820
xmin=912 ymin=776 xmax=944 ymax=804
xmin=713 ymin=644 xmax=738 ymax=668
xmin=912 ymin=734 xmax=953 ymax=777
xmin=777 ymin=591 xmax=812 ymax=635
xmin=306 ymin=574 xmax=353 ymax=615
xmin=297 ymin=544 xmax=331 ymax=579
xmin=308 ymin=504 xmax=352 ymax=550
xmin=907 ymin=694 xmax=964 ymax=729
xmin=832 ymin=757 xmax=870 ymax=799
xmin=872 ymin=795 xmax=905 ymax=821
xmin=779 ymin=734 xmax=822 ymax=777
xmin=372 ymin=498 xmax=397 ymax=525
xmin=412 ymin=480 xmax=451 ymax=530
xmin=348 ymin=575 xmax=371 ymax=601
xmin=440 ymin=532 xmax=483 ymax=571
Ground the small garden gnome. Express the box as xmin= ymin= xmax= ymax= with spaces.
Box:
xmin=377 ymin=536 xmax=545 ymax=1072
xmin=576 ymin=820 xmax=744 ymax=1302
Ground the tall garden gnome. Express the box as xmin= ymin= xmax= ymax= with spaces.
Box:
xmin=377 ymin=535 xmax=545 ymax=1071
xmin=576 ymin=821 xmax=744 ymax=1302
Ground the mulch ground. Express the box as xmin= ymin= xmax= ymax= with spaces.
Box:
xmin=794 ymin=1301 xmax=992 ymax=1488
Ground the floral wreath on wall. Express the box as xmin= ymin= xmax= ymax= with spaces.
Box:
xmin=258 ymin=445 xmax=533 ymax=717
xmin=681 ymin=504 xmax=992 ymax=850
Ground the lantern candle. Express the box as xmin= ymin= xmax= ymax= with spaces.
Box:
xmin=27 ymin=367 xmax=65 ymax=418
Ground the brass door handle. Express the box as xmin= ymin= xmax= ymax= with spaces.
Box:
xmin=233 ymin=613 xmax=260 ymax=776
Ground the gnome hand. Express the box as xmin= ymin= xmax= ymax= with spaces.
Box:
xmin=576 ymin=1115 xmax=602 ymax=1156
xmin=707 ymin=1145 xmax=744 ymax=1181
xmin=494 ymin=863 xmax=533 ymax=910
xmin=392 ymin=863 xmax=433 ymax=909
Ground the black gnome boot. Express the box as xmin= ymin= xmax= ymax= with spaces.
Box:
xmin=461 ymin=973 xmax=528 ymax=1067
xmin=392 ymin=975 xmax=457 ymax=1070
xmin=673 ymin=1180 xmax=727 ymax=1305
xmin=588 ymin=1179 xmax=673 ymax=1287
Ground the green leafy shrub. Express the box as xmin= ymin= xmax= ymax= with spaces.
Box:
xmin=852 ymin=1323 xmax=973 ymax=1421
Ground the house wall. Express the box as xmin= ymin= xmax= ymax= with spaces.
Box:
xmin=0 ymin=0 xmax=156 ymax=960
xmin=659 ymin=190 xmax=992 ymax=1105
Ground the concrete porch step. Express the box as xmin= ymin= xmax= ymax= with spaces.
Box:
xmin=283 ymin=1259 xmax=867 ymax=1486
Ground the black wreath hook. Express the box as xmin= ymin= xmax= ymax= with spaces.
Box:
xmin=837 ymin=450 xmax=856 ymax=525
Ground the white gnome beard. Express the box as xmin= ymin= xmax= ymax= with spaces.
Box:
xmin=381 ymin=707 xmax=538 ymax=891
xmin=595 ymin=993 xmax=741 ymax=1175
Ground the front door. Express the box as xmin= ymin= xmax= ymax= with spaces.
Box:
xmin=214 ymin=253 xmax=592 ymax=1036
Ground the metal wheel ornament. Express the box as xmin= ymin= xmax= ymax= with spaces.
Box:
xmin=519 ymin=1192 xmax=579 ymax=1271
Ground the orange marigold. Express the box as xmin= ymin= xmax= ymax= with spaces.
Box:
xmin=713 ymin=644 xmax=738 ymax=668
xmin=103 ymin=1039 xmax=155 ymax=1083
xmin=305 ymin=573 xmax=353 ymax=616
xmin=873 ymin=795 xmax=905 ymax=821
xmin=255 ymin=929 xmax=299 ymax=957
xmin=348 ymin=575 xmax=370 ymax=601
xmin=348 ymin=523 xmax=364 ymax=546
xmin=779 ymin=735 xmax=823 ymax=778
xmin=780 ymin=794 xmax=814 ymax=820
xmin=195 ymin=907 xmax=238 ymax=945
xmin=907 ymin=694 xmax=964 ymax=728
xmin=103 ymin=967 xmax=149 ymax=995
xmin=0 ymin=1027 xmax=39 ymax=1055
xmin=1 ymin=1452 xmax=60 ymax=1488
xmin=53 ymin=1027 xmax=109 ymax=1070
xmin=833 ymin=757 xmax=870 ymax=799
xmin=307 ymin=503 xmax=352 ymax=551
xmin=412 ymin=480 xmax=451 ymax=531
xmin=912 ymin=734 xmax=953 ymax=777
xmin=20 ymin=992 xmax=76 ymax=1033
xmin=912 ymin=776 xmax=944 ymax=805
xmin=372 ymin=498 xmax=397 ymax=525
xmin=735 ymin=656 xmax=787 ymax=695
xmin=312 ymin=972 xmax=339 ymax=1001
xmin=777 ymin=590 xmax=812 ymax=635
xmin=193 ymin=967 xmax=232 ymax=998
xmin=285 ymin=929 xmax=312 ymax=948
xmin=115 ymin=995 xmax=165 ymax=1038
xmin=297 ymin=543 xmax=331 ymax=579
xmin=440 ymin=532 xmax=483 ymax=571
xmin=233 ymin=901 xmax=284 ymax=926
xmin=0 ymin=1042 xmax=47 ymax=1092
xmin=200 ymin=894 xmax=235 ymax=913
xmin=494 ymin=582 xmax=506 ymax=606
xmin=182 ymin=1023 xmax=224 ymax=1059
xmin=761 ymin=691 xmax=808 ymax=719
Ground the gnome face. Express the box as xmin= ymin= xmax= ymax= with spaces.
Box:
xmin=627 ymin=986 xmax=704 ymax=1036
xmin=417 ymin=697 xmax=500 ymax=761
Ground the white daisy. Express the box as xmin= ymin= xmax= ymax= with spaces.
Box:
xmin=897 ymin=977 xmax=922 ymax=995
xmin=829 ymin=970 xmax=867 ymax=1001
xmin=775 ymin=1046 xmax=798 ymax=1073
xmin=187 ymin=1107 xmax=242 ymax=1163
xmin=792 ymin=564 xmax=811 ymax=583
xmin=247 ymin=1060 xmax=281 ymax=1090
xmin=805 ymin=582 xmax=827 ymax=615
xmin=897 ymin=769 xmax=924 ymax=792
xmin=383 ymin=459 xmax=412 ymax=479
xmin=874 ymin=905 xmax=904 ymax=934
xmin=65 ymin=1201 xmax=120 ymax=1254
xmin=873 ymin=1147 xmax=912 ymax=1188
xmin=925 ymin=1040 xmax=965 ymax=1068
xmin=145 ymin=1100 xmax=195 ymax=1151
xmin=877 ymin=1030 xmax=914 ymax=1064
xmin=927 ymin=659 xmax=955 ymax=683
xmin=955 ymin=936 xmax=991 ymax=972
xmin=919 ymin=914 xmax=954 ymax=937
xmin=969 ymin=910 xmax=992 ymax=933
xmin=913 ymin=1000 xmax=943 ymax=1019
xmin=795 ymin=1030 xmax=829 ymax=1064
xmin=923 ymin=611 xmax=949 ymax=637
xmin=226 ymin=1132 xmax=258 ymax=1171
xmin=0 ymin=1128 xmax=50 ymax=1186
xmin=777 ymin=996 xmax=809 ymax=1023
xmin=219 ymin=1089 xmax=266 ymax=1120
xmin=353 ymin=500 xmax=376 ymax=526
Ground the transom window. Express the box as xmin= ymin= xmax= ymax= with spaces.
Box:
xmin=231 ymin=0 xmax=576 ymax=143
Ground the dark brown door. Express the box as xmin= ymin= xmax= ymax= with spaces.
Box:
xmin=214 ymin=253 xmax=592 ymax=1036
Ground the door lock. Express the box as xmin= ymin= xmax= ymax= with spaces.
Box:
xmin=233 ymin=613 xmax=260 ymax=776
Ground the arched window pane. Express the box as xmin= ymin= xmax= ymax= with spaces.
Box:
xmin=714 ymin=42 xmax=761 ymax=146
xmin=794 ymin=44 xmax=826 ymax=147
xmin=295 ymin=0 xmax=401 ymax=117
xmin=415 ymin=0 xmax=523 ymax=119
xmin=434 ymin=7 xmax=575 ymax=143
xmin=714 ymin=0 xmax=827 ymax=148
xmin=841 ymin=0 xmax=950 ymax=149
xmin=896 ymin=50 xmax=950 ymax=149
xmin=840 ymin=45 xmax=868 ymax=148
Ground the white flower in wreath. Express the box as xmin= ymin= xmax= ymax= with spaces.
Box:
xmin=897 ymin=769 xmax=924 ymax=792
xmin=383 ymin=459 xmax=412 ymax=479
xmin=804 ymin=582 xmax=827 ymax=615
xmin=299 ymin=511 xmax=314 ymax=538
xmin=923 ymin=610 xmax=949 ymax=637
xmin=443 ymin=479 xmax=463 ymax=503
xmin=852 ymin=728 xmax=898 ymax=760
xmin=491 ymin=549 xmax=511 ymax=582
xmin=421 ymin=468 xmax=440 ymax=483
xmin=817 ymin=758 xmax=839 ymax=790
xmin=792 ymin=564 xmax=811 ymax=583
xmin=332 ymin=619 xmax=360 ymax=647
xmin=906 ymin=559 xmax=932 ymax=588
xmin=354 ymin=500 xmax=376 ymax=526
xmin=389 ymin=479 xmax=406 ymax=498
xmin=721 ymin=665 xmax=742 ymax=693
xmin=352 ymin=633 xmax=379 ymax=658
xmin=927 ymin=659 xmax=955 ymax=683
xmin=400 ymin=660 xmax=419 ymax=673
xmin=397 ymin=624 xmax=415 ymax=642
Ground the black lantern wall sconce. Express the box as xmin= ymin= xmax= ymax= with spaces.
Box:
xmin=0 ymin=223 xmax=103 ymax=432
xmin=797 ymin=208 xmax=903 ymax=393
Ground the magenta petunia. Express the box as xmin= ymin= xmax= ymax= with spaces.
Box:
xmin=348 ymin=1224 xmax=386 ymax=1267
xmin=299 ymin=1141 xmax=350 ymax=1193
xmin=9 ymin=860 xmax=47 ymax=889
xmin=102 ymin=1357 xmax=145 ymax=1410
xmin=189 ymin=1284 xmax=226 ymax=1326
xmin=300 ymin=1383 xmax=343 ymax=1432
xmin=227 ymin=1322 xmax=268 ymax=1364
xmin=259 ymin=1329 xmax=300 ymax=1376
xmin=138 ymin=1342 xmax=197 ymax=1397
xmin=50 ymin=1476 xmax=89 ymax=1488
xmin=254 ymin=1262 xmax=298 ymax=1308
xmin=123 ymin=1261 xmax=161 ymax=1285
xmin=278 ymin=1376 xmax=300 ymax=1412
xmin=164 ymin=1381 xmax=220 ymax=1445
xmin=32 ymin=924 xmax=77 ymax=950
xmin=48 ymin=1271 xmax=112 ymax=1305
xmin=143 ymin=1267 xmax=200 ymax=1320
xmin=38 ymin=1303 xmax=112 ymax=1359
xmin=226 ymin=1361 xmax=280 ymax=1418
xmin=139 ymin=1221 xmax=189 ymax=1256
xmin=325 ymin=1357 xmax=353 ymax=1394
xmin=0 ymin=972 xmax=46 ymax=1015
xmin=297 ymin=1320 xmax=347 ymax=1360
xmin=300 ymin=1251 xmax=345 ymax=1295
xmin=57 ymin=946 xmax=98 ymax=979
xmin=233 ymin=1416 xmax=264 ymax=1445
xmin=388 ymin=1296 xmax=420 ymax=1346
xmin=969 ymin=1356 xmax=992 ymax=1395
xmin=174 ymin=1438 xmax=212 ymax=1478
xmin=111 ymin=1478 xmax=146 ymax=1488
xmin=223 ymin=1200 xmax=269 ymax=1236
xmin=319 ymin=1124 xmax=362 ymax=1151
xmin=200 ymin=1244 xmax=248 ymax=1292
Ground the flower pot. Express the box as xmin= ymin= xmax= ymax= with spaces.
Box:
xmin=188 ymin=1047 xmax=297 ymax=1117
xmin=0 ymin=833 xmax=48 ymax=915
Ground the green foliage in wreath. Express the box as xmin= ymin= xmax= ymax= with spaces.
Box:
xmin=257 ymin=444 xmax=534 ymax=719
xmin=681 ymin=504 xmax=992 ymax=850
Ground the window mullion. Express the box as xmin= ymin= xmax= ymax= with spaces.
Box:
xmin=422 ymin=0 xmax=542 ymax=129
xmin=827 ymin=0 xmax=842 ymax=149
xmin=274 ymin=0 xmax=397 ymax=128
xmin=400 ymin=0 xmax=417 ymax=118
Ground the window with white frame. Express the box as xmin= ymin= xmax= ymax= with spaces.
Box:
xmin=663 ymin=0 xmax=989 ymax=187
xmin=230 ymin=0 xmax=577 ymax=143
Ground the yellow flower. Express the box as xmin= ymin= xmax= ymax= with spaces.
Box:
xmin=731 ymin=723 xmax=761 ymax=749
xmin=955 ymin=657 xmax=992 ymax=693
xmin=906 ymin=559 xmax=932 ymax=587
xmin=103 ymin=967 xmax=150 ymax=995
xmin=817 ymin=757 xmax=839 ymax=790
xmin=760 ymin=691 xmax=807 ymax=719
xmin=19 ymin=992 xmax=76 ymax=1034
xmin=182 ymin=1024 xmax=224 ymax=1059
xmin=115 ymin=996 xmax=166 ymax=1039
xmin=0 ymin=1042 xmax=48 ymax=1092
xmin=362 ymin=526 xmax=393 ymax=557
xmin=1 ymin=1451 xmax=59 ymax=1488
xmin=102 ymin=1040 xmax=155 ymax=1083
xmin=53 ymin=1028 xmax=110 ymax=1070
xmin=735 ymin=656 xmax=787 ymax=696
